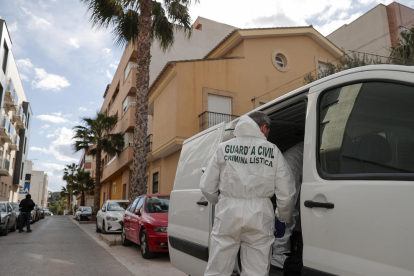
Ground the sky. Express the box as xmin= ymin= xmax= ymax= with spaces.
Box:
xmin=0 ymin=0 xmax=413 ymax=191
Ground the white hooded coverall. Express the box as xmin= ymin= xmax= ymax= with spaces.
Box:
xmin=200 ymin=115 xmax=296 ymax=276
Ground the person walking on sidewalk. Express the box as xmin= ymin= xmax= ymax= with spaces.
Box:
xmin=19 ymin=194 xmax=35 ymax=233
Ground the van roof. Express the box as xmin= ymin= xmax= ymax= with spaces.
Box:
xmin=250 ymin=65 xmax=414 ymax=114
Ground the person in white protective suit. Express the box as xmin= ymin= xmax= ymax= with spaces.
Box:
xmin=271 ymin=142 xmax=304 ymax=269
xmin=200 ymin=111 xmax=296 ymax=276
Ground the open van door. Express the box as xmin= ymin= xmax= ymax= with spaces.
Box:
xmin=169 ymin=122 xmax=226 ymax=276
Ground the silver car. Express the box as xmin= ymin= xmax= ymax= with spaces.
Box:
xmin=75 ymin=206 xmax=92 ymax=221
xmin=0 ymin=201 xmax=18 ymax=235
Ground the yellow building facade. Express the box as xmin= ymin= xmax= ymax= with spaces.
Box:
xmin=146 ymin=26 xmax=344 ymax=194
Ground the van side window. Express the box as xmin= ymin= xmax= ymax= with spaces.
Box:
xmin=318 ymin=82 xmax=414 ymax=177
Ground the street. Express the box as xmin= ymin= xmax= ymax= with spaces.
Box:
xmin=0 ymin=216 xmax=133 ymax=276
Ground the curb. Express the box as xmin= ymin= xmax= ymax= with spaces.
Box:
xmin=99 ymin=234 xmax=122 ymax=247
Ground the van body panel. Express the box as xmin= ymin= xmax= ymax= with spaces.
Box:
xmin=169 ymin=122 xmax=226 ymax=276
xmin=301 ymin=69 xmax=414 ymax=275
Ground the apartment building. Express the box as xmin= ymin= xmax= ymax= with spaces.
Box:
xmin=97 ymin=17 xmax=236 ymax=206
xmin=327 ymin=2 xmax=414 ymax=59
xmin=145 ymin=26 xmax=344 ymax=194
xmin=0 ymin=17 xmax=32 ymax=202
xmin=76 ymin=147 xmax=94 ymax=207
xmin=18 ymin=161 xmax=49 ymax=208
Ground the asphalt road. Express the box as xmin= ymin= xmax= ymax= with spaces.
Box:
xmin=0 ymin=216 xmax=133 ymax=276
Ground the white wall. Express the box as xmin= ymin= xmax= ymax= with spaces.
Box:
xmin=327 ymin=5 xmax=392 ymax=59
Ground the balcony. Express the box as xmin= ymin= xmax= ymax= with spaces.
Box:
xmin=4 ymin=79 xmax=18 ymax=112
xmin=123 ymin=141 xmax=134 ymax=150
xmin=0 ymin=116 xmax=12 ymax=143
xmin=0 ymin=157 xmax=10 ymax=176
xmin=146 ymin=134 xmax=152 ymax=154
xmin=12 ymin=106 xmax=26 ymax=129
xmin=101 ymin=146 xmax=134 ymax=182
xmin=9 ymin=135 xmax=19 ymax=151
xmin=198 ymin=111 xmax=239 ymax=131
xmin=123 ymin=102 xmax=136 ymax=116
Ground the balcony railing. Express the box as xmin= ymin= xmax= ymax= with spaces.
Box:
xmin=104 ymin=155 xmax=117 ymax=168
xmin=0 ymin=157 xmax=10 ymax=175
xmin=123 ymin=102 xmax=136 ymax=116
xmin=13 ymin=106 xmax=26 ymax=129
xmin=4 ymin=78 xmax=18 ymax=112
xmin=146 ymin=134 xmax=152 ymax=154
xmin=9 ymin=135 xmax=19 ymax=151
xmin=198 ymin=111 xmax=238 ymax=131
xmin=110 ymin=123 xmax=118 ymax=134
xmin=123 ymin=141 xmax=134 ymax=150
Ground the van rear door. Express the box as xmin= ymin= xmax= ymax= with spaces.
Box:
xmin=168 ymin=122 xmax=226 ymax=276
xmin=302 ymin=70 xmax=414 ymax=276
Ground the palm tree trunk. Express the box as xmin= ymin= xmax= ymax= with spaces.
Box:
xmin=68 ymin=189 xmax=73 ymax=215
xmin=91 ymin=146 xmax=102 ymax=221
xmin=81 ymin=191 xmax=85 ymax=206
xmin=130 ymin=0 xmax=153 ymax=202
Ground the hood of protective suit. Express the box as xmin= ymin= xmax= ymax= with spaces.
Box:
xmin=234 ymin=115 xmax=267 ymax=140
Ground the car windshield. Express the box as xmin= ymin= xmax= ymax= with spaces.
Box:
xmin=107 ymin=202 xmax=128 ymax=211
xmin=145 ymin=197 xmax=170 ymax=213
xmin=82 ymin=207 xmax=92 ymax=212
xmin=11 ymin=203 xmax=19 ymax=211
xmin=0 ymin=203 xmax=6 ymax=212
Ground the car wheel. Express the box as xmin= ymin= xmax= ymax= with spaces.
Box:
xmin=101 ymin=221 xmax=106 ymax=234
xmin=10 ymin=221 xmax=17 ymax=232
xmin=96 ymin=221 xmax=101 ymax=233
xmin=140 ymin=229 xmax=155 ymax=259
xmin=121 ymin=226 xmax=132 ymax=246
xmin=1 ymin=221 xmax=9 ymax=236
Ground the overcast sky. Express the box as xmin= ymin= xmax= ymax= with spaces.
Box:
xmin=0 ymin=0 xmax=412 ymax=191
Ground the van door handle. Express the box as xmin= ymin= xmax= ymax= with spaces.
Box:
xmin=304 ymin=200 xmax=334 ymax=209
xmin=196 ymin=201 xmax=208 ymax=206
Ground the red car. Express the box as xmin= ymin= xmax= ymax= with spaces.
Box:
xmin=121 ymin=194 xmax=170 ymax=259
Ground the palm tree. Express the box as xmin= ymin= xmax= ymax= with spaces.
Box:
xmin=60 ymin=186 xmax=70 ymax=211
xmin=72 ymin=169 xmax=95 ymax=206
xmin=80 ymin=0 xmax=197 ymax=201
xmin=389 ymin=27 xmax=414 ymax=65
xmin=73 ymin=113 xmax=124 ymax=220
xmin=63 ymin=163 xmax=77 ymax=214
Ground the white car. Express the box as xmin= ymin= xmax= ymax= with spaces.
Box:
xmin=168 ymin=65 xmax=414 ymax=276
xmin=96 ymin=200 xmax=129 ymax=234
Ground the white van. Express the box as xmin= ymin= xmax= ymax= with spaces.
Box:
xmin=168 ymin=65 xmax=414 ymax=276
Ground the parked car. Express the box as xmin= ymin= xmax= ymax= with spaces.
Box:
xmin=10 ymin=203 xmax=20 ymax=227
xmin=0 ymin=201 xmax=18 ymax=235
xmin=44 ymin=209 xmax=51 ymax=216
xmin=168 ymin=65 xmax=414 ymax=276
xmin=122 ymin=194 xmax=169 ymax=259
xmin=96 ymin=200 xmax=129 ymax=234
xmin=30 ymin=205 xmax=37 ymax=224
xmin=39 ymin=207 xmax=45 ymax=219
xmin=75 ymin=206 xmax=92 ymax=221
xmin=35 ymin=205 xmax=41 ymax=222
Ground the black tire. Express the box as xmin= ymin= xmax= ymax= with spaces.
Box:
xmin=121 ymin=226 xmax=132 ymax=246
xmin=140 ymin=229 xmax=155 ymax=259
xmin=101 ymin=221 xmax=106 ymax=234
xmin=10 ymin=220 xmax=17 ymax=232
xmin=1 ymin=221 xmax=9 ymax=236
xmin=96 ymin=221 xmax=101 ymax=233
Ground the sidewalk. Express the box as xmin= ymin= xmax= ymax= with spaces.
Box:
xmin=70 ymin=217 xmax=185 ymax=276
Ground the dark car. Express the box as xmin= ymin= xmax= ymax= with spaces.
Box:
xmin=0 ymin=201 xmax=18 ymax=235
xmin=75 ymin=206 xmax=92 ymax=221
xmin=122 ymin=194 xmax=169 ymax=259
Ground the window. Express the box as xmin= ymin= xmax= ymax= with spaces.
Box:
xmin=152 ymin=172 xmax=159 ymax=194
xmin=136 ymin=198 xmax=144 ymax=214
xmin=24 ymin=137 xmax=27 ymax=154
xmin=275 ymin=56 xmax=284 ymax=67
xmin=2 ymin=41 xmax=9 ymax=73
xmin=272 ymin=50 xmax=290 ymax=72
xmin=113 ymin=182 xmax=116 ymax=194
xmin=318 ymin=82 xmax=414 ymax=178
xmin=26 ymin=112 xmax=30 ymax=128
xmin=129 ymin=197 xmax=140 ymax=213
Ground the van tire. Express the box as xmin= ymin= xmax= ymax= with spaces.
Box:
xmin=140 ymin=229 xmax=155 ymax=259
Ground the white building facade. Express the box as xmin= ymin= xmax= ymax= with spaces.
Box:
xmin=18 ymin=161 xmax=49 ymax=209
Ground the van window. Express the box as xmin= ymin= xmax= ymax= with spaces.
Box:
xmin=318 ymin=82 xmax=414 ymax=177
